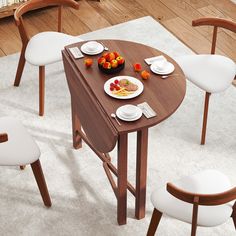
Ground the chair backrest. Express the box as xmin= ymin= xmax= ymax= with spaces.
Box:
xmin=62 ymin=50 xmax=118 ymax=153
xmin=167 ymin=182 xmax=236 ymax=233
xmin=167 ymin=182 xmax=236 ymax=206
xmin=14 ymin=0 xmax=79 ymax=44
xmin=192 ymin=17 xmax=236 ymax=54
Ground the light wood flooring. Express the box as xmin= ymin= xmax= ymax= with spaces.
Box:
xmin=0 ymin=0 xmax=235 ymax=60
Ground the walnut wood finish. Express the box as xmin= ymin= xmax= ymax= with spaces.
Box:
xmin=147 ymin=182 xmax=236 ymax=235
xmin=167 ymin=183 xmax=236 ymax=206
xmin=166 ymin=182 xmax=236 ymax=235
xmin=201 ymin=92 xmax=211 ymax=145
xmin=0 ymin=133 xmax=8 ymax=143
xmin=39 ymin=66 xmax=45 ymax=116
xmin=117 ymin=133 xmax=128 ymax=225
xmin=135 ymin=128 xmax=148 ymax=220
xmin=13 ymin=0 xmax=79 ymax=116
xmin=192 ymin=17 xmax=236 ymax=55
xmin=192 ymin=17 xmax=236 ymax=145
xmin=147 ymin=208 xmax=163 ymax=236
xmin=31 ymin=159 xmax=52 ymax=207
xmin=192 ymin=18 xmax=236 ymax=34
xmin=191 ymin=196 xmax=199 ymax=236
xmin=63 ymin=51 xmax=118 ymax=153
xmin=232 ymin=202 xmax=236 ymax=229
xmin=62 ymin=40 xmax=186 ymax=225
xmin=64 ymin=40 xmax=186 ymax=134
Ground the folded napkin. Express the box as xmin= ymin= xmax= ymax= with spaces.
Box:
xmin=144 ymin=55 xmax=167 ymax=65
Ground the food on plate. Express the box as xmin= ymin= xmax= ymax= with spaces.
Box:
xmin=133 ymin=63 xmax=142 ymax=72
xmin=116 ymin=56 xmax=125 ymax=65
xmin=98 ymin=57 xmax=106 ymax=65
xmin=111 ymin=59 xmax=118 ymax=68
xmin=109 ymin=78 xmax=138 ymax=96
xmin=84 ymin=58 xmax=93 ymax=68
xmin=141 ymin=70 xmax=150 ymax=80
xmin=103 ymin=62 xmax=111 ymax=69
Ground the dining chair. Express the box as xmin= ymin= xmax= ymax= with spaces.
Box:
xmin=176 ymin=18 xmax=236 ymax=145
xmin=147 ymin=169 xmax=236 ymax=236
xmin=14 ymin=0 xmax=83 ymax=116
xmin=0 ymin=117 xmax=51 ymax=207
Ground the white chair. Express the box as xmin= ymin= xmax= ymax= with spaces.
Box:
xmin=14 ymin=0 xmax=83 ymax=116
xmin=176 ymin=18 xmax=236 ymax=145
xmin=147 ymin=170 xmax=236 ymax=236
xmin=0 ymin=117 xmax=51 ymax=207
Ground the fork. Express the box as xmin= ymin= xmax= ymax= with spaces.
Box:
xmin=161 ymin=74 xmax=180 ymax=79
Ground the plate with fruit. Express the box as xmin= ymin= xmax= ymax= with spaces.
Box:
xmin=98 ymin=52 xmax=125 ymax=74
xmin=104 ymin=76 xmax=144 ymax=99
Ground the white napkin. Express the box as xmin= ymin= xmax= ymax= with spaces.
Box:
xmin=144 ymin=55 xmax=167 ymax=65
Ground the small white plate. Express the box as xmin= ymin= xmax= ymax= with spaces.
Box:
xmin=150 ymin=62 xmax=175 ymax=75
xmin=104 ymin=76 xmax=144 ymax=100
xmin=116 ymin=105 xmax=142 ymax=121
xmin=119 ymin=104 xmax=140 ymax=119
xmin=81 ymin=41 xmax=104 ymax=55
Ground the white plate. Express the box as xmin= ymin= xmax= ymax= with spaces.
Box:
xmin=81 ymin=42 xmax=104 ymax=55
xmin=116 ymin=106 xmax=142 ymax=121
xmin=104 ymin=76 xmax=144 ymax=100
xmin=118 ymin=104 xmax=140 ymax=119
xmin=150 ymin=62 xmax=175 ymax=75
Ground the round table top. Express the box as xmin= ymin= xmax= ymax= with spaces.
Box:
xmin=65 ymin=39 xmax=186 ymax=134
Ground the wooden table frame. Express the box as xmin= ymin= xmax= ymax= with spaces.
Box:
xmin=71 ymin=98 xmax=148 ymax=224
xmin=62 ymin=40 xmax=186 ymax=225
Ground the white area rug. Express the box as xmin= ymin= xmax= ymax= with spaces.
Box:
xmin=0 ymin=16 xmax=236 ymax=236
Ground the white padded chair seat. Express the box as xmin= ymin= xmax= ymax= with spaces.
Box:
xmin=25 ymin=31 xmax=83 ymax=66
xmin=176 ymin=55 xmax=236 ymax=93
xmin=0 ymin=117 xmax=40 ymax=165
xmin=151 ymin=170 xmax=233 ymax=227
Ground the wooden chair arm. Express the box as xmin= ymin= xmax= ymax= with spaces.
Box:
xmin=14 ymin=0 xmax=79 ymax=25
xmin=0 ymin=133 xmax=8 ymax=143
xmin=167 ymin=182 xmax=236 ymax=206
xmin=192 ymin=17 xmax=236 ymax=33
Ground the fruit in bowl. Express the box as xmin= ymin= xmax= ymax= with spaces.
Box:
xmin=98 ymin=52 xmax=125 ymax=74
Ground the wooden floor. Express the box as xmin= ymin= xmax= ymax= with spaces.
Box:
xmin=0 ymin=0 xmax=235 ymax=60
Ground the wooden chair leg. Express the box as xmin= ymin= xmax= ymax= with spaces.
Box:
xmin=201 ymin=92 xmax=211 ymax=145
xmin=31 ymin=159 xmax=51 ymax=207
xmin=14 ymin=46 xmax=26 ymax=87
xmin=147 ymin=208 xmax=163 ymax=236
xmin=39 ymin=66 xmax=45 ymax=116
xmin=20 ymin=165 xmax=26 ymax=170
xmin=191 ymin=199 xmax=199 ymax=236
xmin=232 ymin=202 xmax=236 ymax=229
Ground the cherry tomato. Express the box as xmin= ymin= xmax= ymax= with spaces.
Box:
xmin=115 ymin=86 xmax=120 ymax=91
xmin=114 ymin=79 xmax=119 ymax=84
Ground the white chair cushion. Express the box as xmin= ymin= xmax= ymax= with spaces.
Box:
xmin=176 ymin=55 xmax=236 ymax=93
xmin=0 ymin=117 xmax=40 ymax=165
xmin=151 ymin=170 xmax=233 ymax=227
xmin=25 ymin=31 xmax=83 ymax=66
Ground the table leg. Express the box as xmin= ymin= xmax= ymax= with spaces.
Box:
xmin=71 ymin=99 xmax=82 ymax=149
xmin=135 ymin=128 xmax=148 ymax=219
xmin=117 ymin=133 xmax=128 ymax=225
